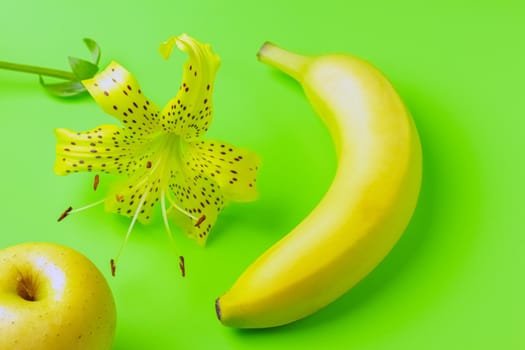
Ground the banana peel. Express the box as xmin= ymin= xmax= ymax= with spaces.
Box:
xmin=215 ymin=42 xmax=422 ymax=328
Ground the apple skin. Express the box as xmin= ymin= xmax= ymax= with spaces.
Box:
xmin=0 ymin=242 xmax=116 ymax=350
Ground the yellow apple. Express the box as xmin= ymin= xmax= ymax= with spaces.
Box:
xmin=0 ymin=242 xmax=116 ymax=350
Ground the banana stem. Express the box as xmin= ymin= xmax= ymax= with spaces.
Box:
xmin=257 ymin=42 xmax=310 ymax=80
xmin=0 ymin=60 xmax=76 ymax=80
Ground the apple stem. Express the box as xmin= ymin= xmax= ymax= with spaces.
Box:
xmin=15 ymin=270 xmax=37 ymax=301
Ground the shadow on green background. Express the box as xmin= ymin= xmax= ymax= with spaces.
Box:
xmin=223 ymin=86 xmax=486 ymax=349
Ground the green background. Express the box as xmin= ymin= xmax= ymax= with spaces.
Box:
xmin=1 ymin=0 xmax=524 ymax=349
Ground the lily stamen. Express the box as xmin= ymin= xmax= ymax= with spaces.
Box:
xmin=194 ymin=215 xmax=206 ymax=228
xmin=160 ymin=190 xmax=174 ymax=239
xmin=179 ymin=256 xmax=185 ymax=277
xmin=93 ymin=174 xmax=100 ymax=191
xmin=57 ymin=199 xmax=105 ymax=222
xmin=110 ymin=186 xmax=150 ymax=276
xmin=166 ymin=191 xmax=199 ymax=221
xmin=69 ymin=199 xmax=105 ymax=215
xmin=161 ymin=190 xmax=186 ymax=277
xmin=57 ymin=206 xmax=73 ymax=222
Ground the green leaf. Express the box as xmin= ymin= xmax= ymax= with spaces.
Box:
xmin=68 ymin=56 xmax=99 ymax=80
xmin=83 ymin=38 xmax=101 ymax=65
xmin=39 ymin=76 xmax=87 ymax=97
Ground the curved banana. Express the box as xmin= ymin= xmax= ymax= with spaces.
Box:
xmin=215 ymin=42 xmax=422 ymax=328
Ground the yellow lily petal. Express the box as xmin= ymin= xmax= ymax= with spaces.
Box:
xmin=168 ymin=174 xmax=224 ymax=245
xmin=184 ymin=140 xmax=261 ymax=202
xmin=82 ymin=61 xmax=162 ymax=139
xmin=55 ymin=124 xmax=125 ymax=175
xmin=158 ymin=34 xmax=220 ymax=141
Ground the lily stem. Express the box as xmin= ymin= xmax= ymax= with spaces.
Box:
xmin=0 ymin=60 xmax=76 ymax=80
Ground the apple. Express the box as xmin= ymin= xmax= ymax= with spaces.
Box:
xmin=0 ymin=242 xmax=116 ymax=350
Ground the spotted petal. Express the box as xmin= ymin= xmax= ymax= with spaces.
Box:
xmin=158 ymin=34 xmax=220 ymax=140
xmin=184 ymin=140 xmax=261 ymax=202
xmin=104 ymin=170 xmax=162 ymax=224
xmin=168 ymin=173 xmax=225 ymax=245
xmin=82 ymin=61 xmax=162 ymax=140
xmin=55 ymin=125 xmax=122 ymax=175
xmin=54 ymin=125 xmax=157 ymax=177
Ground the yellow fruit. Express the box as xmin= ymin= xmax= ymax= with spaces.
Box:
xmin=0 ymin=242 xmax=116 ymax=349
xmin=216 ymin=42 xmax=422 ymax=328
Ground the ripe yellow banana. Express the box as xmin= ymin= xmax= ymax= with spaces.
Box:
xmin=215 ymin=42 xmax=422 ymax=328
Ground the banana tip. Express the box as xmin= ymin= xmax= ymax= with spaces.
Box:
xmin=215 ymin=297 xmax=222 ymax=321
xmin=256 ymin=41 xmax=273 ymax=60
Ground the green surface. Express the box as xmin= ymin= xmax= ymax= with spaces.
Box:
xmin=1 ymin=1 xmax=524 ymax=349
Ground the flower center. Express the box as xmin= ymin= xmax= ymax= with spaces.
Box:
xmin=138 ymin=131 xmax=182 ymax=173
xmin=151 ymin=132 xmax=186 ymax=179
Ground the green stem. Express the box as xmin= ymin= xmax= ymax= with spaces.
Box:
xmin=0 ymin=60 xmax=76 ymax=80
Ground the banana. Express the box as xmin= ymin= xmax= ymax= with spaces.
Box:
xmin=215 ymin=42 xmax=422 ymax=328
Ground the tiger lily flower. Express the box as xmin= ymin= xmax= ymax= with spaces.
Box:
xmin=54 ymin=34 xmax=260 ymax=274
